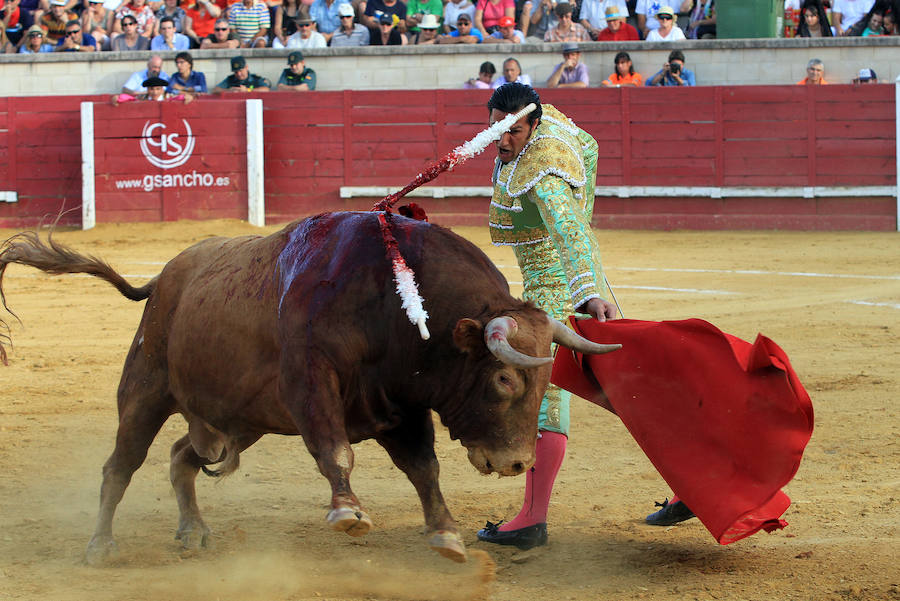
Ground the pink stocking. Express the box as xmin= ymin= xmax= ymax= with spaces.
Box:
xmin=498 ymin=430 xmax=567 ymax=531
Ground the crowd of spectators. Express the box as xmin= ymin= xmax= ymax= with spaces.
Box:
xmin=0 ymin=0 xmax=890 ymax=92
xmin=2 ymin=0 xmax=898 ymax=52
xmin=105 ymin=48 xmax=314 ymax=103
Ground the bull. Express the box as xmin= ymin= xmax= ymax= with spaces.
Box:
xmin=0 ymin=211 xmax=618 ymax=564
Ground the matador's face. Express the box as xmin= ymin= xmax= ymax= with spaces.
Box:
xmin=490 ymin=108 xmax=538 ymax=164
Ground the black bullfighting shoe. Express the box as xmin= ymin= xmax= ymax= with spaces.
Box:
xmin=476 ymin=520 xmax=548 ymax=550
xmin=645 ymin=498 xmax=696 ymax=526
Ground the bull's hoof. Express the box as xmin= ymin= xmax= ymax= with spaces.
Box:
xmin=327 ymin=507 xmax=373 ymax=537
xmin=428 ymin=530 xmax=467 ymax=563
xmin=84 ymin=535 xmax=118 ymax=566
xmin=175 ymin=524 xmax=210 ymax=551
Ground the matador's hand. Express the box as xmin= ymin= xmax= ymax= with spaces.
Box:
xmin=581 ymin=297 xmax=617 ymax=322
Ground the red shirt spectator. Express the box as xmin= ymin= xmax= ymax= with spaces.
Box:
xmin=598 ymin=6 xmax=639 ymax=40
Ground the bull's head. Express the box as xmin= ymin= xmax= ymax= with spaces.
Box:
xmin=449 ymin=310 xmax=619 ymax=477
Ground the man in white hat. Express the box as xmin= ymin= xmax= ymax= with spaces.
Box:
xmin=597 ymin=5 xmax=639 ymax=40
xmin=411 ymin=13 xmax=440 ymax=43
xmin=330 ymin=2 xmax=370 ymax=46
xmin=405 ymin=0 xmax=442 ymax=36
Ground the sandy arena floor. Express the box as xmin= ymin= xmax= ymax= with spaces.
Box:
xmin=0 ymin=219 xmax=897 ymax=601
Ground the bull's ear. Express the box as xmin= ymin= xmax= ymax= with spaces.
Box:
xmin=453 ymin=318 xmax=484 ymax=354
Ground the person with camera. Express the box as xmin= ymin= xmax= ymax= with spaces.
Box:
xmin=647 ymin=49 xmax=695 ymax=86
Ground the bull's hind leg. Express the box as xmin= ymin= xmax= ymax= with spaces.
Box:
xmin=169 ymin=435 xmax=211 ymax=551
xmin=170 ymin=432 xmax=262 ymax=551
xmin=85 ymin=343 xmax=174 ymax=565
xmin=286 ymin=362 xmax=373 ymax=537
xmin=376 ymin=411 xmax=466 ymax=563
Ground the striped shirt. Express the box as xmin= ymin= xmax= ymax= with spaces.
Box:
xmin=228 ymin=2 xmax=271 ymax=43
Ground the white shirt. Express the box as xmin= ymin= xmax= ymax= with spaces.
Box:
xmin=832 ymin=0 xmax=875 ymax=29
xmin=444 ymin=0 xmax=475 ymax=28
xmin=123 ymin=69 xmax=171 ymax=93
xmin=491 ymin=73 xmax=533 ymax=89
xmin=579 ymin=0 xmax=629 ymax=30
xmin=645 ymin=24 xmax=685 ymax=40
xmin=285 ymin=30 xmax=328 ymax=47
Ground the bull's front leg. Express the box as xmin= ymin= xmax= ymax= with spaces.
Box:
xmin=287 ymin=364 xmax=373 ymax=538
xmin=376 ymin=411 xmax=466 ymax=563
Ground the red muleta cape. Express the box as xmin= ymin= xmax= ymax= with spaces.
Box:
xmin=551 ymin=317 xmax=814 ymax=544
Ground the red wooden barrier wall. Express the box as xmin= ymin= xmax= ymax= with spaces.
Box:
xmin=92 ymin=99 xmax=248 ymax=223
xmin=0 ymin=86 xmax=896 ymax=230
xmin=0 ymin=95 xmax=105 ymax=228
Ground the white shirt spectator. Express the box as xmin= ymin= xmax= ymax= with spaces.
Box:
xmin=285 ymin=29 xmax=327 ymax=47
xmin=491 ymin=73 xmax=533 ymax=89
xmin=645 ymin=24 xmax=685 ymax=40
xmin=123 ymin=69 xmax=171 ymax=94
xmin=832 ymin=0 xmax=875 ymax=30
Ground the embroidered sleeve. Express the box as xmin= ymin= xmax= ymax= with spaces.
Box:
xmin=577 ymin=126 xmax=598 ymax=214
xmin=529 ymin=175 xmax=606 ymax=309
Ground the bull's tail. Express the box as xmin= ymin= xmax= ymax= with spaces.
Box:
xmin=0 ymin=230 xmax=156 ymax=365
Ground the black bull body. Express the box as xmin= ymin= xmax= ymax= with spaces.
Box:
xmin=0 ymin=211 xmax=618 ymax=564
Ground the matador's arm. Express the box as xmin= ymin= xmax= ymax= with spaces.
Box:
xmin=530 ymin=174 xmax=607 ymax=312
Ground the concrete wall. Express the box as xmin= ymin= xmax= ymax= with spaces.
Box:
xmin=2 ymin=37 xmax=900 ymax=96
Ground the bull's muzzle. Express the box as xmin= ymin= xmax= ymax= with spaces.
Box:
xmin=466 ymin=446 xmax=534 ymax=477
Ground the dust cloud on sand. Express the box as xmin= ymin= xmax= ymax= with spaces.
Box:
xmin=139 ymin=548 xmax=495 ymax=601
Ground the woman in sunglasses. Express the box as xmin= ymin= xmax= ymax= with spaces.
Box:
xmin=110 ymin=15 xmax=151 ymax=49
xmin=645 ymin=5 xmax=685 ymax=40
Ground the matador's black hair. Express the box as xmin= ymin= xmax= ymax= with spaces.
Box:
xmin=487 ymin=82 xmax=542 ymax=127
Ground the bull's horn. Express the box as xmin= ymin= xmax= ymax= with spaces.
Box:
xmin=485 ymin=316 xmax=553 ymax=368
xmin=550 ymin=317 xmax=621 ymax=354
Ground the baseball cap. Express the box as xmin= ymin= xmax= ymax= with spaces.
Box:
xmin=858 ymin=68 xmax=877 ymax=81
xmin=498 ymin=15 xmax=515 ymax=27
xmin=604 ymin=5 xmax=626 ymax=19
xmin=288 ymin=50 xmax=304 ymax=64
xmin=337 ymin=2 xmax=354 ymax=16
xmin=379 ymin=13 xmax=394 ymax=25
xmin=656 ymin=5 xmax=675 ymax=17
xmin=230 ymin=56 xmax=246 ymax=71
xmin=456 ymin=13 xmax=471 ymax=24
xmin=26 ymin=24 xmax=45 ymax=36
xmin=49 ymin=0 xmax=68 ymax=6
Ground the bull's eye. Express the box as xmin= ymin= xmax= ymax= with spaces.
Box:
xmin=495 ymin=372 xmax=518 ymax=398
